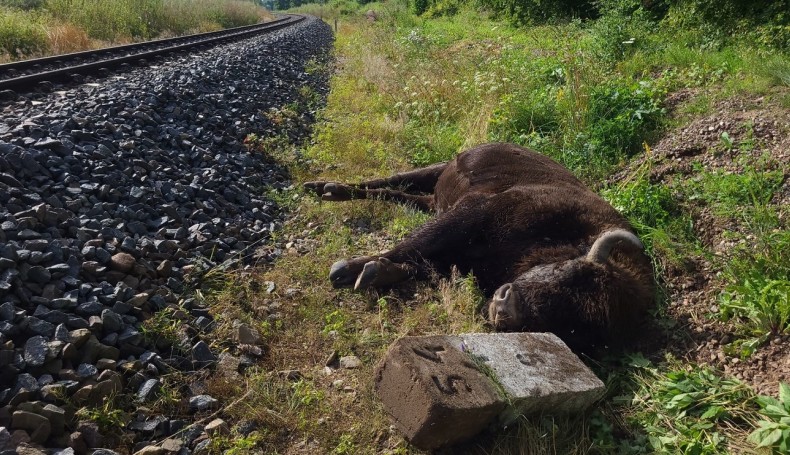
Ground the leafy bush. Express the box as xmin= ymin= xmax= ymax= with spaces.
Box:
xmin=0 ymin=7 xmax=47 ymax=57
xmin=406 ymin=121 xmax=463 ymax=166
xmin=44 ymin=0 xmax=267 ymax=41
xmin=602 ymin=177 xmax=675 ymax=233
xmin=588 ymin=0 xmax=658 ymax=63
xmin=669 ymin=0 xmax=789 ymax=29
xmin=632 ymin=364 xmax=759 ymax=454
xmin=327 ymin=0 xmax=361 ymax=16
xmin=562 ymin=78 xmax=664 ymax=173
xmin=585 ymin=79 xmax=664 ymax=156
xmin=664 ymin=0 xmax=790 ymax=50
xmin=683 ymin=163 xmax=784 ymax=217
xmin=45 ymin=0 xmax=159 ymax=40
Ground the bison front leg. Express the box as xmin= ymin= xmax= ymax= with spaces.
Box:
xmin=328 ymin=195 xmax=491 ymax=290
xmin=329 ymin=257 xmax=415 ymax=290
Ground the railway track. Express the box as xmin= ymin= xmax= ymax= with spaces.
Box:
xmin=0 ymin=14 xmax=305 ymax=94
xmin=0 ymin=16 xmax=333 ymax=451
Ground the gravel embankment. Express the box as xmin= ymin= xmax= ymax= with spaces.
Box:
xmin=0 ymin=16 xmax=333 ymax=454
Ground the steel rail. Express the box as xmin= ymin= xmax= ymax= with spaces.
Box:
xmin=0 ymin=14 xmax=305 ymax=93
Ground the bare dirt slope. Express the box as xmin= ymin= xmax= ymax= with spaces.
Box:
xmin=617 ymin=88 xmax=790 ymax=396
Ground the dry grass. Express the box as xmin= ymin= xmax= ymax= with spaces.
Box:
xmin=46 ymin=22 xmax=94 ymax=55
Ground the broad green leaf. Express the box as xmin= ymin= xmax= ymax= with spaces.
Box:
xmin=700 ymin=405 xmax=723 ymax=420
xmin=757 ymin=395 xmax=782 ymax=409
xmin=756 ymin=428 xmax=784 ymax=447
xmin=779 ymin=382 xmax=790 ymax=408
xmin=764 ymin=404 xmax=790 ymax=419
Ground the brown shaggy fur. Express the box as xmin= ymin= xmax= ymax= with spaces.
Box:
xmin=306 ymin=143 xmax=655 ymax=352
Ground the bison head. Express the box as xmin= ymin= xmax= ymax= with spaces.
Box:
xmin=487 ymin=229 xmax=644 ymax=332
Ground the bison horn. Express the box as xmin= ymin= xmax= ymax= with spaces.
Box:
xmin=492 ymin=283 xmax=517 ymax=309
xmin=586 ymin=229 xmax=644 ymax=263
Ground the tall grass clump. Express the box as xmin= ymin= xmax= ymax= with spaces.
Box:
xmin=0 ymin=7 xmax=47 ymax=58
xmin=45 ymin=22 xmax=91 ymax=54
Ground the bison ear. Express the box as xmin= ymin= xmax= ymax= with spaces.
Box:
xmin=586 ymin=229 xmax=644 ymax=263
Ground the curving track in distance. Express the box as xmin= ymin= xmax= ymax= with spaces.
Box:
xmin=0 ymin=14 xmax=305 ymax=94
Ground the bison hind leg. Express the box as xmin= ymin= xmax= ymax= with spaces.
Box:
xmin=304 ymin=182 xmax=358 ymax=201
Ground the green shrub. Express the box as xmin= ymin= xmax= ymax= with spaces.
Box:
xmin=0 ymin=7 xmax=47 ymax=57
xmin=663 ymin=0 xmax=790 ymax=50
xmin=473 ymin=0 xmax=596 ymax=24
xmin=45 ymin=0 xmax=161 ymax=40
xmin=562 ymin=78 xmax=664 ymax=173
xmin=489 ymin=87 xmax=561 ymax=145
xmin=406 ymin=121 xmax=463 ymax=166
xmin=602 ymin=178 xmax=675 ymax=233
xmin=683 ymin=163 xmax=784 ymax=217
xmin=631 ymin=364 xmax=759 ymax=455
xmin=585 ymin=79 xmax=664 ymax=155
xmin=588 ymin=0 xmax=658 ymax=64
xmin=410 ymin=0 xmax=429 ymax=15
xmin=328 ymin=0 xmax=360 ymax=16
xmin=669 ymin=0 xmax=789 ymax=29
xmin=44 ymin=0 xmax=266 ymax=41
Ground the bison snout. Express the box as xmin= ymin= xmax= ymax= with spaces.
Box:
xmin=489 ymin=282 xmax=520 ymax=330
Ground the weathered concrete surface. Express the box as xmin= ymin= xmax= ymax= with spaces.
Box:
xmin=375 ymin=332 xmax=605 ymax=449
xmin=374 ymin=336 xmax=505 ymax=450
xmin=460 ymin=332 xmax=606 ymax=424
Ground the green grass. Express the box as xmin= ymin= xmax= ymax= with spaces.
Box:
xmin=719 ymin=230 xmax=790 ymax=357
xmin=682 ymin=161 xmax=784 ymax=219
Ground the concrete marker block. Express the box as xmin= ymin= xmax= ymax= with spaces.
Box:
xmin=374 ymin=335 xmax=506 ymax=450
xmin=460 ymin=332 xmax=606 ymax=424
xmin=375 ymin=332 xmax=606 ymax=449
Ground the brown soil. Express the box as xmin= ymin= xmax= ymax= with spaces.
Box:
xmin=613 ymin=88 xmax=790 ymax=396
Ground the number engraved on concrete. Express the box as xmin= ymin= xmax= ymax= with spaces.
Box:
xmin=516 ymin=352 xmax=545 ymax=366
xmin=412 ymin=345 xmax=446 ymax=363
xmin=431 ymin=375 xmax=471 ymax=395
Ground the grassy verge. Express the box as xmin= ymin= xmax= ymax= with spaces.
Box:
xmin=0 ymin=0 xmax=273 ymax=61
xmin=164 ymin=0 xmax=788 ymax=453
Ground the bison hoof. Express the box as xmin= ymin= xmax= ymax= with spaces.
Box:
xmin=321 ymin=183 xmax=354 ymax=201
xmin=304 ymin=181 xmax=329 ymax=197
xmin=329 ymin=259 xmax=357 ymax=288
xmin=354 ymin=260 xmax=380 ymax=290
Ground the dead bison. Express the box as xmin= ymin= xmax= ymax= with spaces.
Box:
xmin=305 ymin=143 xmax=655 ymax=351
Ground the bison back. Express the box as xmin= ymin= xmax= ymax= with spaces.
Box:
xmin=434 ymin=143 xmax=588 ymax=212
